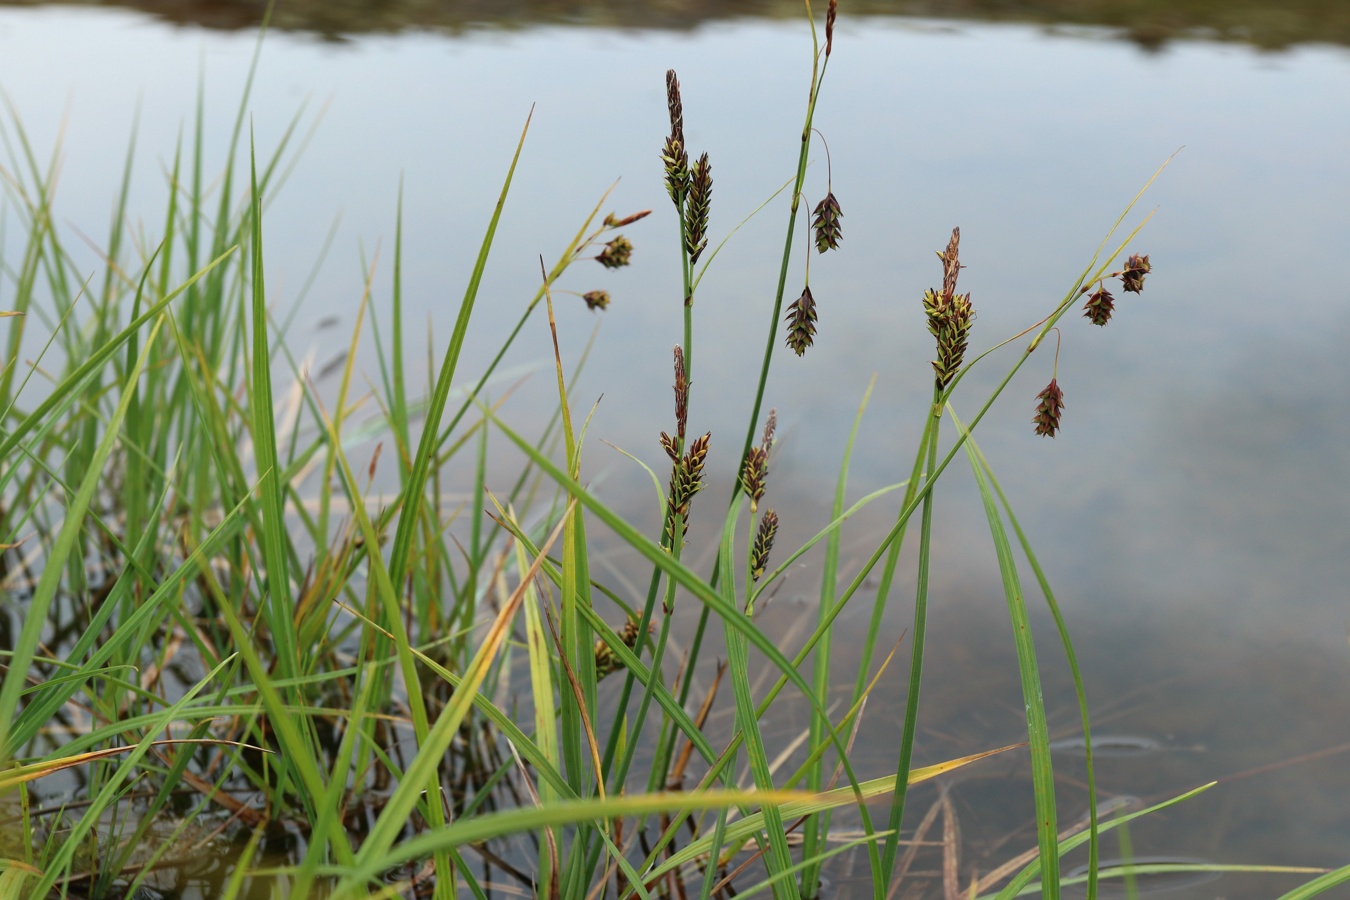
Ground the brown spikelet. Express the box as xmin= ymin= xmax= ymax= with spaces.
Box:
xmin=665 ymin=69 xmax=685 ymax=147
xmin=582 ymin=290 xmax=610 ymax=312
xmin=812 ymin=192 xmax=843 ymax=253
xmin=593 ymin=616 xmax=648 ymax=679
xmin=684 ymin=153 xmax=712 ymax=264
xmin=825 ymin=0 xmax=838 ymax=56
xmin=751 ymin=509 xmax=779 ymax=581
xmin=784 ymin=286 xmax=818 ymax=356
xmin=1121 ymin=253 xmax=1151 ymax=293
xmin=740 ymin=409 xmax=776 ymax=512
xmin=925 ymin=228 xmax=974 ymax=388
xmin=673 ymin=346 xmax=689 ymax=441
xmin=924 ymin=288 xmax=975 ymax=389
xmin=659 ymin=431 xmax=679 ymax=463
xmin=939 ymin=226 xmax=961 ymax=299
xmin=596 ymin=236 xmax=633 ymax=269
xmin=1082 ymin=286 xmax=1115 ymax=326
xmin=604 ymin=209 xmax=652 ymax=228
xmin=661 ymin=136 xmax=690 ymax=207
xmin=666 ymin=431 xmax=712 ymax=544
xmin=1033 ymin=378 xmax=1065 ymax=437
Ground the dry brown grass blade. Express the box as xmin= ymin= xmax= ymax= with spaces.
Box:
xmin=887 ymin=793 xmax=944 ymax=900
xmin=668 ymin=660 xmax=726 ymax=790
xmin=940 ymin=785 xmax=961 ymax=900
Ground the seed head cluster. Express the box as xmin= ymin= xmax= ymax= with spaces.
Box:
xmin=596 ymin=236 xmax=633 ymax=269
xmin=684 ymin=153 xmax=713 ymax=264
xmin=582 ymin=290 xmax=610 ymax=312
xmin=750 ymin=509 xmax=779 ymax=582
xmin=1032 ymin=378 xmax=1065 ymax=438
xmin=593 ymin=616 xmax=647 ymax=680
xmin=740 ymin=409 xmax=776 ymax=512
xmin=924 ymin=227 xmax=975 ymax=389
xmin=784 ymin=286 xmax=818 ymax=356
xmin=812 ymin=192 xmax=843 ymax=253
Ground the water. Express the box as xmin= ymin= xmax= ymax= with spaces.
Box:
xmin=1 ymin=4 xmax=1348 ymax=898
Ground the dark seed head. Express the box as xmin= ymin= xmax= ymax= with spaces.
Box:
xmin=825 ymin=0 xmax=838 ymax=56
xmin=1083 ymin=286 xmax=1115 ymax=326
xmin=785 ymin=286 xmax=818 ymax=357
xmin=812 ymin=192 xmax=843 ymax=253
xmin=1121 ymin=253 xmax=1151 ymax=293
xmin=1033 ymin=378 xmax=1066 ymax=438
xmin=597 ymin=236 xmax=633 ymax=269
xmin=684 ymin=153 xmax=713 ymax=264
xmin=582 ymin=290 xmax=610 ymax=312
xmin=750 ymin=509 xmax=780 ymax=581
xmin=672 ymin=346 xmax=689 ymax=441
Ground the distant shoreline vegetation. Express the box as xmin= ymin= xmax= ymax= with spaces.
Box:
xmin=0 ymin=0 xmax=1345 ymax=49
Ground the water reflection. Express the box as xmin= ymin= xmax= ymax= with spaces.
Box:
xmin=0 ymin=0 xmax=1346 ymax=48
xmin=1 ymin=3 xmax=1348 ymax=897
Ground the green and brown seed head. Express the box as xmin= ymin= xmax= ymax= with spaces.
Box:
xmin=785 ymin=286 xmax=818 ymax=356
xmin=740 ymin=409 xmax=776 ymax=512
xmin=812 ymin=192 xmax=843 ymax=253
xmin=1121 ymin=253 xmax=1151 ymax=293
xmin=1082 ymin=285 xmax=1114 ymax=325
xmin=750 ymin=509 xmax=779 ymax=582
xmin=1033 ymin=378 xmax=1065 ymax=437
xmin=597 ymin=236 xmax=633 ymax=269
xmin=684 ymin=153 xmax=713 ymax=264
xmin=925 ymin=227 xmax=974 ymax=389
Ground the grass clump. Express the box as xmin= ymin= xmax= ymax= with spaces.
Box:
xmin=3 ymin=4 xmax=1348 ymax=900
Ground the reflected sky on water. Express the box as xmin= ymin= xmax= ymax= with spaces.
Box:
xmin=2 ymin=5 xmax=1349 ymax=896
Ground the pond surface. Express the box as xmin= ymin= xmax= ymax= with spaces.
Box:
xmin=1 ymin=2 xmax=1348 ymax=898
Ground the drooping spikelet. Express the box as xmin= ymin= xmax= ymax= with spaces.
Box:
xmin=1121 ymin=253 xmax=1151 ymax=294
xmin=740 ymin=409 xmax=776 ymax=512
xmin=750 ymin=509 xmax=779 ymax=581
xmin=1033 ymin=379 xmax=1065 ymax=438
xmin=784 ymin=286 xmax=818 ymax=356
xmin=597 ymin=236 xmax=633 ymax=269
xmin=684 ymin=153 xmax=713 ymax=264
xmin=812 ymin=192 xmax=843 ymax=253
xmin=1082 ymin=286 xmax=1114 ymax=326
xmin=582 ymin=290 xmax=610 ymax=312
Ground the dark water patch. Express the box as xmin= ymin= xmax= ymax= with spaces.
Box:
xmin=1 ymin=0 xmax=1347 ymax=47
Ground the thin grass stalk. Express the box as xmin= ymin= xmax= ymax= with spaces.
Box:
xmin=718 ymin=501 xmax=799 ymax=900
xmin=670 ymin=1 xmax=836 ymax=794
xmin=0 ymin=314 xmax=164 ymax=755
xmin=956 ymin=415 xmax=1102 ymax=900
xmin=801 ymin=376 xmax=875 ymax=897
xmin=878 ymin=387 xmax=941 ymax=889
xmin=959 ymin=423 xmax=1059 ymax=899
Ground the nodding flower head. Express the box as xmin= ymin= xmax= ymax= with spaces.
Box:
xmin=1083 ymin=286 xmax=1115 ymax=326
xmin=1033 ymin=378 xmax=1065 ymax=438
xmin=582 ymin=290 xmax=610 ymax=312
xmin=785 ymin=286 xmax=818 ymax=357
xmin=597 ymin=235 xmax=633 ymax=269
xmin=1121 ymin=253 xmax=1151 ymax=294
xmin=812 ymin=192 xmax=843 ymax=253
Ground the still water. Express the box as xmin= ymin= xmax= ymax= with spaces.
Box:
xmin=1 ymin=3 xmax=1348 ymax=897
